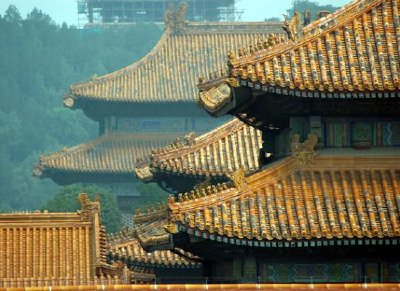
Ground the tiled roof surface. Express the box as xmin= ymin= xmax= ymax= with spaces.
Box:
xmin=66 ymin=22 xmax=283 ymax=105
xmin=199 ymin=0 xmax=400 ymax=113
xmin=35 ymin=133 xmax=181 ymax=175
xmin=168 ymin=155 xmax=400 ymax=242
xmin=1 ymin=283 xmax=400 ymax=290
xmin=0 ymin=195 xmax=107 ymax=286
xmin=132 ymin=205 xmax=172 ymax=250
xmin=109 ymin=232 xmax=201 ymax=268
xmin=2 ymin=283 xmax=400 ymax=290
xmin=147 ymin=118 xmax=263 ymax=179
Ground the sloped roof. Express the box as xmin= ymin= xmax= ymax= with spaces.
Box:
xmin=108 ymin=228 xmax=201 ymax=268
xmin=65 ymin=21 xmax=283 ymax=107
xmin=1 ymin=283 xmax=399 ymax=290
xmin=166 ymin=153 xmax=400 ymax=244
xmin=137 ymin=118 xmax=263 ymax=181
xmin=34 ymin=133 xmax=182 ymax=177
xmin=0 ymin=195 xmax=111 ymax=286
xmin=199 ymin=0 xmax=400 ymax=113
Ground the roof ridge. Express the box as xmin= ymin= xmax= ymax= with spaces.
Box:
xmin=70 ymin=29 xmax=171 ymax=92
xmin=39 ymin=132 xmax=184 ymax=164
xmin=70 ymin=21 xmax=285 ymax=93
xmin=152 ymin=118 xmax=244 ymax=157
xmin=168 ymin=157 xmax=296 ymax=210
xmin=229 ymin=0 xmax=382 ymax=69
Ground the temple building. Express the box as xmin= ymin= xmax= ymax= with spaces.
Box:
xmin=0 ymin=194 xmax=202 ymax=287
xmin=134 ymin=0 xmax=400 ymax=284
xmin=34 ymin=5 xmax=283 ymax=225
xmin=77 ymin=0 xmax=239 ymax=26
xmin=13 ymin=0 xmax=399 ymax=288
xmin=135 ymin=118 xmax=263 ymax=192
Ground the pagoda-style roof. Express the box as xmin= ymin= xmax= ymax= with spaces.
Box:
xmin=64 ymin=14 xmax=283 ymax=119
xmin=199 ymin=0 xmax=400 ymax=121
xmin=136 ymin=118 xmax=263 ymax=191
xmin=132 ymin=205 xmax=172 ymax=252
xmin=108 ymin=228 xmax=201 ymax=269
xmin=0 ymin=194 xmax=123 ymax=286
xmin=34 ymin=133 xmax=181 ymax=185
xmin=166 ymin=152 xmax=400 ymax=246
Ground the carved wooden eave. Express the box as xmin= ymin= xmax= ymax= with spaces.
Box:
xmin=199 ymin=0 xmax=400 ymax=125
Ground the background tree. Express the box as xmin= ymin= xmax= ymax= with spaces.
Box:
xmin=0 ymin=5 xmax=162 ymax=211
xmin=42 ymin=184 xmax=122 ymax=233
xmin=287 ymin=0 xmax=339 ymax=21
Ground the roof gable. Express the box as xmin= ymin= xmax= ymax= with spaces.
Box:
xmin=66 ymin=21 xmax=283 ymax=107
xmin=199 ymin=0 xmax=400 ymax=114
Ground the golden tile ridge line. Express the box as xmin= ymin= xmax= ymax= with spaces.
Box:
xmin=40 ymin=133 xmax=181 ymax=161
xmin=178 ymin=169 xmax=400 ymax=240
xmin=2 ymin=283 xmax=400 ymax=290
xmin=168 ymin=155 xmax=400 ymax=213
xmin=149 ymin=123 xmax=262 ymax=177
xmin=70 ymin=31 xmax=171 ymax=91
xmin=230 ymin=0 xmax=383 ymax=69
xmin=168 ymin=158 xmax=296 ymax=212
xmin=302 ymin=0 xmax=370 ymax=35
xmin=1 ymin=283 xmax=400 ymax=290
xmin=133 ymin=204 xmax=168 ymax=225
xmin=0 ymin=194 xmax=107 ymax=282
xmin=36 ymin=133 xmax=182 ymax=174
xmin=70 ymin=22 xmax=283 ymax=91
xmin=110 ymin=239 xmax=200 ymax=267
xmin=198 ymin=0 xmax=400 ymax=113
xmin=152 ymin=118 xmax=244 ymax=158
xmin=223 ymin=0 xmax=400 ymax=93
xmin=67 ymin=23 xmax=283 ymax=104
xmin=166 ymin=157 xmax=400 ymax=241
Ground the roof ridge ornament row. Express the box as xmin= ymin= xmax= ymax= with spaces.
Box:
xmin=164 ymin=2 xmax=189 ymax=34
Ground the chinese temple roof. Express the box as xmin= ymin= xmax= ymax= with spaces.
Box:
xmin=2 ymin=283 xmax=400 ymax=290
xmin=108 ymin=227 xmax=201 ymax=268
xmin=199 ymin=0 xmax=400 ymax=115
xmin=0 ymin=194 xmax=118 ymax=286
xmin=65 ymin=17 xmax=283 ymax=109
xmin=132 ymin=205 xmax=172 ymax=251
xmin=136 ymin=118 xmax=263 ymax=182
xmin=34 ymin=133 xmax=181 ymax=184
xmin=166 ymin=153 xmax=400 ymax=244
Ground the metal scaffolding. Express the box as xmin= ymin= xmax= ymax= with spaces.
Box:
xmin=77 ymin=0 xmax=241 ymax=27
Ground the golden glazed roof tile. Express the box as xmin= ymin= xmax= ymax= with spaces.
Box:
xmin=166 ymin=155 xmax=400 ymax=242
xmin=35 ymin=133 xmax=182 ymax=176
xmin=199 ymin=0 xmax=400 ymax=113
xmin=1 ymin=283 xmax=400 ymax=290
xmin=0 ymin=194 xmax=108 ymax=286
xmin=140 ymin=118 xmax=263 ymax=180
xmin=66 ymin=22 xmax=283 ymax=106
xmin=108 ymin=231 xmax=201 ymax=268
xmin=2 ymin=283 xmax=400 ymax=290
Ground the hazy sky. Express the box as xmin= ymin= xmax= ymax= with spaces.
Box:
xmin=0 ymin=0 xmax=352 ymax=25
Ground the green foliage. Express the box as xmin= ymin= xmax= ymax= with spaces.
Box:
xmin=133 ymin=183 xmax=171 ymax=211
xmin=42 ymin=184 xmax=122 ymax=233
xmin=264 ymin=17 xmax=280 ymax=22
xmin=0 ymin=5 xmax=162 ymax=211
xmin=287 ymin=0 xmax=339 ymax=21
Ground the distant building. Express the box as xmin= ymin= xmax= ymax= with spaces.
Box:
xmin=35 ymin=7 xmax=283 ymax=226
xmin=77 ymin=0 xmax=241 ymax=27
xmin=0 ymin=194 xmax=202 ymax=287
xmin=137 ymin=0 xmax=400 ymax=283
